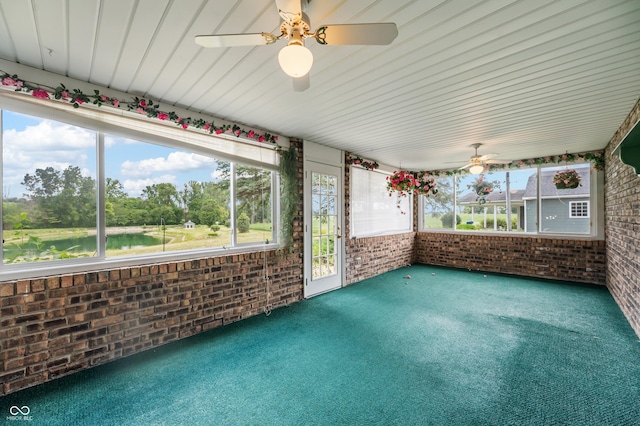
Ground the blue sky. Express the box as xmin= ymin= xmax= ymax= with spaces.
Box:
xmin=2 ymin=111 xmax=221 ymax=198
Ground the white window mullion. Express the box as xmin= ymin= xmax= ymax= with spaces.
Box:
xmin=96 ymin=132 xmax=106 ymax=258
xmin=230 ymin=163 xmax=237 ymax=247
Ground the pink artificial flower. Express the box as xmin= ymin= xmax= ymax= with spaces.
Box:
xmin=354 ymin=160 xmax=360 ymax=165
xmin=157 ymin=112 xmax=169 ymax=121
xmin=234 ymin=129 xmax=241 ymax=137
xmin=74 ymin=97 xmax=84 ymax=105
xmin=248 ymin=130 xmax=255 ymax=139
xmin=139 ymin=100 xmax=147 ymax=108
xmin=181 ymin=122 xmax=188 ymax=129
xmin=100 ymin=95 xmax=108 ymax=102
xmin=215 ymin=128 xmax=223 ymax=135
xmin=273 ymin=136 xmax=278 ymax=141
xmin=112 ymin=99 xmax=120 ymax=108
xmin=32 ymin=89 xmax=49 ymax=99
xmin=60 ymin=90 xmax=70 ymax=99
xmin=2 ymin=77 xmax=19 ymax=86
xmin=136 ymin=107 xmax=145 ymax=114
xmin=258 ymin=135 xmax=265 ymax=142
xmin=204 ymin=123 xmax=211 ymax=131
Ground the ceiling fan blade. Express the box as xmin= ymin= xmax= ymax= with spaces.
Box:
xmin=276 ymin=0 xmax=302 ymax=23
xmin=195 ymin=33 xmax=272 ymax=48
xmin=314 ymin=23 xmax=398 ymax=45
xmin=292 ymin=74 xmax=310 ymax=92
xmin=457 ymin=163 xmax=474 ymax=170
xmin=478 ymin=153 xmax=498 ymax=161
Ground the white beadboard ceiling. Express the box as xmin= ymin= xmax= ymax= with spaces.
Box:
xmin=0 ymin=0 xmax=639 ymax=170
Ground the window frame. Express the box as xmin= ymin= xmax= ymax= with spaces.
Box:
xmin=0 ymin=96 xmax=280 ymax=281
xmin=419 ymin=164 xmax=602 ymax=239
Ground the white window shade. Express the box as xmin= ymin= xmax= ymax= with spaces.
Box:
xmin=350 ymin=167 xmax=412 ymax=237
xmin=0 ymin=92 xmax=281 ymax=170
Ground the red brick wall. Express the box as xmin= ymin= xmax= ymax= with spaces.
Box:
xmin=0 ymin=140 xmax=304 ymax=396
xmin=605 ymin=98 xmax=640 ymax=337
xmin=345 ymin=233 xmax=415 ymax=285
xmin=414 ymin=233 xmax=606 ymax=284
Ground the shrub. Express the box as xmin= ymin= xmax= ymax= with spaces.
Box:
xmin=440 ymin=212 xmax=462 ymax=228
xmin=237 ymin=213 xmax=250 ymax=233
xmin=210 ymin=225 xmax=220 ymax=232
xmin=456 ymin=223 xmax=477 ymax=230
xmin=483 ymin=217 xmax=519 ymax=230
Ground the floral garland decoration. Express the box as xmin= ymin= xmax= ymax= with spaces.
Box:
xmin=1 ymin=70 xmax=279 ymax=144
xmin=346 ymin=155 xmax=379 ymax=171
xmin=423 ymin=150 xmax=604 ymax=177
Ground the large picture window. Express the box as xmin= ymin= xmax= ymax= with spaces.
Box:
xmin=421 ymin=163 xmax=597 ymax=236
xmin=1 ymin=104 xmax=277 ymax=277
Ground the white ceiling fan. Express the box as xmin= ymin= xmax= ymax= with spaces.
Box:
xmin=194 ymin=0 xmax=398 ymax=91
xmin=454 ymin=143 xmax=512 ymax=174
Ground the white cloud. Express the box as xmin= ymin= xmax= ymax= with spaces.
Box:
xmin=211 ymin=169 xmax=226 ymax=180
xmin=104 ymin=134 xmax=142 ymax=148
xmin=2 ymin=119 xmax=96 ymax=191
xmin=121 ymin=151 xmax=217 ymax=177
xmin=4 ymin=119 xmax=95 ymax=151
xmin=122 ymin=175 xmax=177 ymax=197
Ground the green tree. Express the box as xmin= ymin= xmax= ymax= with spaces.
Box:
xmin=198 ymin=181 xmax=230 ymax=226
xmin=141 ymin=183 xmax=181 ymax=224
xmin=425 ymin=177 xmax=454 ymax=217
xmin=179 ymin=181 xmax=205 ymax=223
xmin=217 ymin=163 xmax=271 ymax=224
xmin=21 ymin=166 xmax=96 ymax=228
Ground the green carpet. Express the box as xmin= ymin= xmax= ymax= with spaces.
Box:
xmin=2 ymin=265 xmax=640 ymax=425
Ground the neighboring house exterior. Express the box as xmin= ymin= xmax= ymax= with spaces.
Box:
xmin=458 ymin=167 xmax=591 ymax=234
xmin=523 ymin=168 xmax=591 ymax=234
xmin=184 ymin=220 xmax=195 ymax=229
xmin=458 ymin=189 xmax=526 ymax=230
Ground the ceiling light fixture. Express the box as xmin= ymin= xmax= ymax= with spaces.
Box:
xmin=469 ymin=164 xmax=484 ymax=175
xmin=278 ymin=43 xmax=313 ymax=77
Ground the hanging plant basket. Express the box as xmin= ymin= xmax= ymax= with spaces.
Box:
xmin=467 ymin=174 xmax=497 ymax=204
xmin=386 ymin=170 xmax=438 ymax=197
xmin=553 ymin=168 xmax=581 ymax=189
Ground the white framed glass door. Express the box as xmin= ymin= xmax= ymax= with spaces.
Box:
xmin=304 ymin=162 xmax=343 ymax=298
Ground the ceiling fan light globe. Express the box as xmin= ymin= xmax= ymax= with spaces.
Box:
xmin=469 ymin=164 xmax=484 ymax=174
xmin=278 ymin=44 xmax=313 ymax=77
